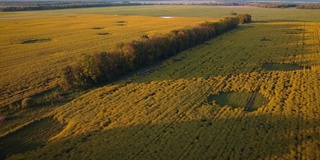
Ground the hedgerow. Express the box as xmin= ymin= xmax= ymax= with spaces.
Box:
xmin=60 ymin=15 xmax=251 ymax=90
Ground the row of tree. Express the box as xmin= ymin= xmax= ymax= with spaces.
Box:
xmin=296 ymin=4 xmax=320 ymax=9
xmin=60 ymin=14 xmax=252 ymax=91
xmin=2 ymin=2 xmax=319 ymax=12
xmin=0 ymin=2 xmax=142 ymax=12
xmin=250 ymin=3 xmax=298 ymax=8
xmin=250 ymin=3 xmax=320 ymax=9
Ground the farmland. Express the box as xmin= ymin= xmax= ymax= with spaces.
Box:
xmin=1 ymin=5 xmax=320 ymax=159
xmin=0 ymin=14 xmax=215 ymax=107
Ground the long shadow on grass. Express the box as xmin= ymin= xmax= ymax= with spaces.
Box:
xmin=127 ymin=22 xmax=313 ymax=83
xmin=12 ymin=114 xmax=320 ymax=159
xmin=0 ymin=117 xmax=65 ymax=160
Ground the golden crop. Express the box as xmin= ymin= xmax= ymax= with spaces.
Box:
xmin=0 ymin=14 xmax=216 ymax=107
xmin=1 ymin=6 xmax=320 ymax=160
xmin=6 ymin=20 xmax=319 ymax=159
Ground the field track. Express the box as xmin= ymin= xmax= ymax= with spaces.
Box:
xmin=244 ymin=89 xmax=259 ymax=111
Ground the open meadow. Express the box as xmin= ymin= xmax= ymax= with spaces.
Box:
xmin=1 ymin=5 xmax=320 ymax=159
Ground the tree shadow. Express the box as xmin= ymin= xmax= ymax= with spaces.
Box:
xmin=9 ymin=114 xmax=320 ymax=159
xmin=0 ymin=117 xmax=65 ymax=160
xmin=127 ymin=22 xmax=314 ymax=83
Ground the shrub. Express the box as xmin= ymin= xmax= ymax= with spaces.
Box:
xmin=21 ymin=98 xmax=34 ymax=109
xmin=60 ymin=65 xmax=75 ymax=91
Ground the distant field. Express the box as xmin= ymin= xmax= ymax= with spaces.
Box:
xmin=1 ymin=5 xmax=320 ymax=22
xmin=1 ymin=5 xmax=320 ymax=159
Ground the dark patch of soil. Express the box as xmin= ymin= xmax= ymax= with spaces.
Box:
xmin=21 ymin=38 xmax=52 ymax=44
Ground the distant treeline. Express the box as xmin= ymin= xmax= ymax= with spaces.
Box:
xmin=296 ymin=4 xmax=320 ymax=9
xmin=60 ymin=14 xmax=252 ymax=90
xmin=142 ymin=2 xmax=245 ymax=6
xmin=250 ymin=3 xmax=320 ymax=9
xmin=0 ymin=2 xmax=143 ymax=12
xmin=249 ymin=3 xmax=298 ymax=8
xmin=1 ymin=1 xmax=319 ymax=12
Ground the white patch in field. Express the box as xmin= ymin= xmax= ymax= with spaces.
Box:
xmin=160 ymin=16 xmax=174 ymax=19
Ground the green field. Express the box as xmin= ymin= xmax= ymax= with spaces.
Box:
xmin=1 ymin=5 xmax=320 ymax=159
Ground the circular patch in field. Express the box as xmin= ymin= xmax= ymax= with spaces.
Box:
xmin=21 ymin=38 xmax=52 ymax=44
xmin=208 ymin=91 xmax=268 ymax=112
xmin=116 ymin=20 xmax=127 ymax=26
xmin=262 ymin=63 xmax=308 ymax=71
xmin=98 ymin=32 xmax=109 ymax=35
xmin=116 ymin=20 xmax=126 ymax=23
xmin=92 ymin=27 xmax=104 ymax=30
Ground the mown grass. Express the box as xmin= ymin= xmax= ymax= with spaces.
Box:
xmin=1 ymin=6 xmax=320 ymax=160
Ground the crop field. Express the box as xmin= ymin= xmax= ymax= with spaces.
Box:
xmin=0 ymin=14 xmax=215 ymax=108
xmin=1 ymin=5 xmax=320 ymax=160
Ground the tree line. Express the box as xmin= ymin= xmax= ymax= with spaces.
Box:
xmin=2 ymin=1 xmax=319 ymax=12
xmin=250 ymin=3 xmax=320 ymax=9
xmin=0 ymin=2 xmax=143 ymax=12
xmin=296 ymin=4 xmax=320 ymax=9
xmin=249 ymin=3 xmax=298 ymax=8
xmin=60 ymin=14 xmax=252 ymax=91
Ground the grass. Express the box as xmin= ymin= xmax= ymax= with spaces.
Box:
xmin=208 ymin=92 xmax=252 ymax=108
xmin=1 ymin=5 xmax=320 ymax=160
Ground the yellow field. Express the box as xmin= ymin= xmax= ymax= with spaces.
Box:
xmin=0 ymin=14 xmax=216 ymax=107
xmin=2 ymin=6 xmax=320 ymax=160
xmin=5 ymin=20 xmax=319 ymax=159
